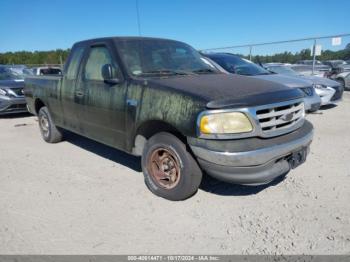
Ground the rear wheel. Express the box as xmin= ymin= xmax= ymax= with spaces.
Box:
xmin=141 ymin=132 xmax=202 ymax=201
xmin=38 ymin=106 xmax=63 ymax=143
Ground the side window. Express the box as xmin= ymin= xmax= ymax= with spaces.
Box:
xmin=84 ymin=46 xmax=120 ymax=81
xmin=66 ymin=46 xmax=85 ymax=80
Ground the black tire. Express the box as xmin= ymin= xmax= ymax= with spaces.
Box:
xmin=141 ymin=132 xmax=202 ymax=201
xmin=38 ymin=106 xmax=63 ymax=143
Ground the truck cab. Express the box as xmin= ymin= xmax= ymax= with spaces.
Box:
xmin=25 ymin=37 xmax=313 ymax=201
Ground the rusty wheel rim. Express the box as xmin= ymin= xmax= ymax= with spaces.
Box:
xmin=147 ymin=147 xmax=181 ymax=189
xmin=40 ymin=114 xmax=50 ymax=138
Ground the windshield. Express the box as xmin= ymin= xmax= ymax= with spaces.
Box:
xmin=0 ymin=67 xmax=23 ymax=80
xmin=117 ymin=39 xmax=217 ymax=76
xmin=208 ymin=55 xmax=270 ymax=76
xmin=267 ymin=66 xmax=300 ymax=76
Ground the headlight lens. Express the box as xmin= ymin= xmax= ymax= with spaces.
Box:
xmin=0 ymin=88 xmax=7 ymax=96
xmin=314 ymin=84 xmax=328 ymax=90
xmin=200 ymin=112 xmax=253 ymax=134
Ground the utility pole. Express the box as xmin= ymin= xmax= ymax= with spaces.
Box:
xmin=59 ymin=55 xmax=63 ymax=68
xmin=249 ymin=46 xmax=252 ymax=61
xmin=312 ymin=39 xmax=316 ymax=75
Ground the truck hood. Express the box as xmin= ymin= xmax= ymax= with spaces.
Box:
xmin=300 ymin=75 xmax=340 ymax=87
xmin=251 ymin=74 xmax=313 ymax=88
xmin=146 ymin=73 xmax=304 ymax=109
xmin=0 ymin=79 xmax=24 ymax=89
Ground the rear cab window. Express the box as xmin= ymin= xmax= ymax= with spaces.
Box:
xmin=66 ymin=46 xmax=85 ymax=80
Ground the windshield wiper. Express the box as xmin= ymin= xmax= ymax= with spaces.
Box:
xmin=138 ymin=69 xmax=193 ymax=76
xmin=256 ymin=72 xmax=272 ymax=75
xmin=192 ymin=68 xmax=217 ymax=74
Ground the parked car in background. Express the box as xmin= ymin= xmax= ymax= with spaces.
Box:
xmin=323 ymin=60 xmax=350 ymax=78
xmin=32 ymin=66 xmax=62 ymax=75
xmin=290 ymin=64 xmax=331 ymax=78
xmin=323 ymin=59 xmax=347 ymax=68
xmin=25 ymin=37 xmax=314 ymax=200
xmin=296 ymin=60 xmax=324 ymax=66
xmin=0 ymin=66 xmax=27 ymax=115
xmin=202 ymin=53 xmax=321 ymax=112
xmin=264 ymin=63 xmax=343 ymax=106
xmin=3 ymin=65 xmax=34 ymax=76
xmin=335 ymin=72 xmax=350 ymax=91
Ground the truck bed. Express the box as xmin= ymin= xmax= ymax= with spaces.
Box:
xmin=24 ymin=75 xmax=62 ymax=115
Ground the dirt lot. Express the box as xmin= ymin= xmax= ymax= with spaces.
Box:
xmin=1 ymin=93 xmax=350 ymax=255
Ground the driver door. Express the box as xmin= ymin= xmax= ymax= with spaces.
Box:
xmin=75 ymin=43 xmax=127 ymax=149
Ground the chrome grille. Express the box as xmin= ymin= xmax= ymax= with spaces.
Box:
xmin=256 ymin=101 xmax=304 ymax=135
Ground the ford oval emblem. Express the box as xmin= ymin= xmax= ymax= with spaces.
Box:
xmin=280 ymin=112 xmax=294 ymax=122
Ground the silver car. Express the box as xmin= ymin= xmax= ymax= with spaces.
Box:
xmin=0 ymin=67 xmax=27 ymax=115
xmin=335 ymin=72 xmax=350 ymax=91
xmin=264 ymin=63 xmax=343 ymax=106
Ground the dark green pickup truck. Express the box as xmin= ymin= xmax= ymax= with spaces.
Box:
xmin=25 ymin=37 xmax=313 ymax=200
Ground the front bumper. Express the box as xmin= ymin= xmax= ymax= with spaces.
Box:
xmin=315 ymin=87 xmax=336 ymax=106
xmin=188 ymin=121 xmax=314 ymax=185
xmin=0 ymin=95 xmax=27 ymax=115
xmin=304 ymin=95 xmax=321 ymax=112
xmin=330 ymin=85 xmax=344 ymax=102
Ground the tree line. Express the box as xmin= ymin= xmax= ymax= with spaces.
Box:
xmin=0 ymin=49 xmax=70 ymax=65
xmin=249 ymin=46 xmax=350 ymax=64
xmin=0 ymin=44 xmax=349 ymax=66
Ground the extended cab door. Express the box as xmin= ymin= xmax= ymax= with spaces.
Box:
xmin=60 ymin=45 xmax=85 ymax=131
xmin=75 ymin=43 xmax=128 ymax=149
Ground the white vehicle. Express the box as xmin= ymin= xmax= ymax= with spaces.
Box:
xmin=32 ymin=67 xmax=62 ymax=76
xmin=335 ymin=72 xmax=350 ymax=91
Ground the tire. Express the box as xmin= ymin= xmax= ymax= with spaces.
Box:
xmin=141 ymin=132 xmax=202 ymax=201
xmin=38 ymin=106 xmax=63 ymax=143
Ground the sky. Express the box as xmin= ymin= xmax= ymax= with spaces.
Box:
xmin=1 ymin=0 xmax=350 ymax=55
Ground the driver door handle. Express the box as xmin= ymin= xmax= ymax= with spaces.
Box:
xmin=75 ymin=90 xmax=84 ymax=97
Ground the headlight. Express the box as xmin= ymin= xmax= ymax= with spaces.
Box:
xmin=0 ymin=88 xmax=7 ymax=96
xmin=199 ymin=111 xmax=253 ymax=134
xmin=314 ymin=84 xmax=328 ymax=90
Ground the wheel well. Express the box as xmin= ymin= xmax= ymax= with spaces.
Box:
xmin=34 ymin=99 xmax=45 ymax=115
xmin=132 ymin=120 xmax=187 ymax=156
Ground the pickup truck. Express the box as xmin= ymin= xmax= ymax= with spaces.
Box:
xmin=25 ymin=37 xmax=314 ymax=201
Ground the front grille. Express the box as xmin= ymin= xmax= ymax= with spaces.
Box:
xmin=7 ymin=104 xmax=27 ymax=110
xmin=3 ymin=103 xmax=27 ymax=113
xmin=300 ymin=87 xmax=314 ymax=97
xmin=256 ymin=101 xmax=304 ymax=135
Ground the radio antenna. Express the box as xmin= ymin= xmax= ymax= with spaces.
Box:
xmin=136 ymin=0 xmax=142 ymax=36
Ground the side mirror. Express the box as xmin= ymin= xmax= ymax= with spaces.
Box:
xmin=101 ymin=64 xmax=120 ymax=85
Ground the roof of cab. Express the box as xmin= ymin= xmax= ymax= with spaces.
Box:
xmin=73 ymin=36 xmax=183 ymax=46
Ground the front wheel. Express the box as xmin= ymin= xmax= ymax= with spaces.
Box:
xmin=38 ymin=106 xmax=63 ymax=143
xmin=141 ymin=132 xmax=202 ymax=201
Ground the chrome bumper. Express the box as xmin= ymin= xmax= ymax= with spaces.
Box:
xmin=189 ymin=121 xmax=313 ymax=184
xmin=190 ymin=130 xmax=313 ymax=167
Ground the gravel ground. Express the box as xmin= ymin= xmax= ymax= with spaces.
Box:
xmin=1 ymin=93 xmax=350 ymax=255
